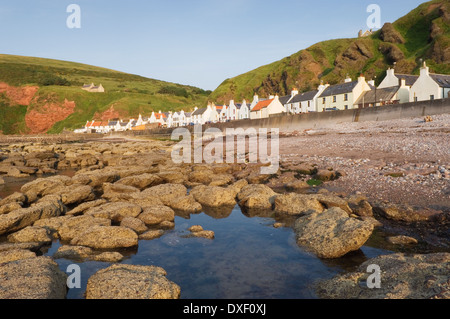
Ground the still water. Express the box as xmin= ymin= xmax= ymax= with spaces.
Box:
xmin=43 ymin=205 xmax=391 ymax=299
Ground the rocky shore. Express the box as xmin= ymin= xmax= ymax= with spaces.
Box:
xmin=0 ymin=114 xmax=449 ymax=299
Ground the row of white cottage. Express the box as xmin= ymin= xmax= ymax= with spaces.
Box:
xmin=189 ymin=62 xmax=450 ymax=125
xmin=79 ymin=62 xmax=450 ymax=132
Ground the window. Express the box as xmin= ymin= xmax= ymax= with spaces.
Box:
xmin=333 ymin=96 xmax=337 ymax=103
xmin=430 ymin=95 xmax=435 ymax=100
xmin=322 ymin=98 xmax=326 ymax=104
xmin=344 ymin=94 xmax=348 ymax=101
xmin=344 ymin=105 xmax=348 ymax=110
xmin=414 ymin=97 xmax=418 ymax=102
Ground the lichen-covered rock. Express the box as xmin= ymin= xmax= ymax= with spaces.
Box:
xmin=84 ymin=202 xmax=142 ymax=222
xmin=294 ymin=207 xmax=374 ymax=259
xmin=70 ymin=225 xmax=138 ymax=249
xmin=274 ymin=193 xmax=324 ymax=215
xmin=0 ymin=249 xmax=36 ymax=263
xmin=316 ymin=253 xmax=450 ymax=299
xmin=190 ymin=185 xmax=237 ymax=207
xmin=58 ymin=215 xmax=111 ymax=241
xmin=237 ymin=184 xmax=278 ymax=210
xmin=0 ymin=256 xmax=67 ymax=299
xmin=138 ymin=205 xmax=175 ymax=226
xmin=85 ymin=264 xmax=181 ymax=299
xmin=0 ymin=199 xmax=64 ymax=236
xmin=7 ymin=226 xmax=53 ymax=244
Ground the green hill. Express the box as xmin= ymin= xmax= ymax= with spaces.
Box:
xmin=209 ymin=0 xmax=450 ymax=104
xmin=0 ymin=54 xmax=210 ymax=135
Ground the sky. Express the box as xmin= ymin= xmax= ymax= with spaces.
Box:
xmin=0 ymin=0 xmax=427 ymax=91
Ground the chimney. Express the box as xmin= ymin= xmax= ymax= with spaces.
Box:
xmin=387 ymin=67 xmax=395 ymax=78
xmin=269 ymin=95 xmax=275 ymax=99
xmin=291 ymin=88 xmax=299 ymax=97
xmin=357 ymin=74 xmax=365 ymax=83
xmin=368 ymin=80 xmax=375 ymax=87
xmin=400 ymin=78 xmax=406 ymax=87
xmin=344 ymin=75 xmax=352 ymax=83
xmin=420 ymin=61 xmax=429 ymax=77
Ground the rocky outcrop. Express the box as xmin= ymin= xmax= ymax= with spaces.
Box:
xmin=190 ymin=185 xmax=237 ymax=207
xmin=85 ymin=264 xmax=181 ymax=299
xmin=317 ymin=253 xmax=450 ymax=299
xmin=0 ymin=198 xmax=64 ymax=236
xmin=237 ymin=184 xmax=278 ymax=210
xmin=294 ymin=207 xmax=374 ymax=259
xmin=0 ymin=256 xmax=67 ymax=299
xmin=70 ymin=225 xmax=139 ymax=249
xmin=379 ymin=23 xmax=405 ymax=44
xmin=274 ymin=193 xmax=324 ymax=215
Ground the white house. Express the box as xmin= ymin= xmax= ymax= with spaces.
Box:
xmin=191 ymin=104 xmax=219 ymax=125
xmin=285 ymin=84 xmax=329 ymax=113
xmin=216 ymin=104 xmax=227 ymax=122
xmin=250 ymin=95 xmax=286 ymax=119
xmin=410 ymin=62 xmax=450 ymax=102
xmin=237 ymin=99 xmax=251 ymax=120
xmin=317 ymin=75 xmax=373 ymax=111
xmin=226 ymin=100 xmax=238 ymax=121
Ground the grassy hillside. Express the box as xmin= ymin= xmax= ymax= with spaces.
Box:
xmin=209 ymin=0 xmax=450 ymax=104
xmin=0 ymin=54 xmax=210 ymax=134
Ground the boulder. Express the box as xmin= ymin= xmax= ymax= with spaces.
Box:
xmin=294 ymin=207 xmax=374 ymax=259
xmin=138 ymin=206 xmax=175 ymax=226
xmin=115 ymin=173 xmax=163 ymax=190
xmin=141 ymin=183 xmax=187 ymax=206
xmin=274 ymin=193 xmax=324 ymax=215
xmin=165 ymin=194 xmax=202 ymax=213
xmin=237 ymin=184 xmax=278 ymax=210
xmin=7 ymin=226 xmax=53 ymax=244
xmin=0 ymin=199 xmax=64 ymax=236
xmin=387 ymin=235 xmax=418 ymax=245
xmin=190 ymin=185 xmax=237 ymax=207
xmin=0 ymin=249 xmax=36 ymax=263
xmin=373 ymin=202 xmax=430 ymax=222
xmin=70 ymin=225 xmax=139 ymax=249
xmin=58 ymin=215 xmax=111 ymax=242
xmin=317 ymin=253 xmax=450 ymax=299
xmin=20 ymin=175 xmax=72 ymax=196
xmin=85 ymin=264 xmax=181 ymax=299
xmin=347 ymin=195 xmax=373 ymax=217
xmin=53 ymin=245 xmax=125 ymax=263
xmin=139 ymin=230 xmax=165 ymax=240
xmin=120 ymin=217 xmax=148 ymax=234
xmin=84 ymin=202 xmax=143 ymax=222
xmin=101 ymin=183 xmax=140 ymax=201
xmin=188 ymin=225 xmax=215 ymax=239
xmin=313 ymin=194 xmax=352 ymax=214
xmin=0 ymin=256 xmax=67 ymax=299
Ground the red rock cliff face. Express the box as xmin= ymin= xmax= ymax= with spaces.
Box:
xmin=25 ymin=99 xmax=76 ymax=134
xmin=0 ymin=82 xmax=39 ymax=105
xmin=0 ymin=82 xmax=77 ymax=134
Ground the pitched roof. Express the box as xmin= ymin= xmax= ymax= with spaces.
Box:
xmin=279 ymin=95 xmax=292 ymax=105
xmin=430 ymin=74 xmax=450 ymax=88
xmin=91 ymin=121 xmax=102 ymax=127
xmin=395 ymin=74 xmax=419 ymax=86
xmin=355 ymin=86 xmax=399 ymax=105
xmin=289 ymin=90 xmax=319 ymax=103
xmin=251 ymin=99 xmax=274 ymax=112
xmin=192 ymin=108 xmax=207 ymax=116
xmin=319 ymin=81 xmax=359 ymax=97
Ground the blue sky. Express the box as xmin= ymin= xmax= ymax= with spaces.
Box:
xmin=0 ymin=0 xmax=426 ymax=90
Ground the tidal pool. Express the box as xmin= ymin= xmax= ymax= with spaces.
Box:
xmin=44 ymin=205 xmax=392 ymax=299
